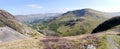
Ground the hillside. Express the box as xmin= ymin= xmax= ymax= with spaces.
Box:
xmin=31 ymin=8 xmax=110 ymax=36
xmin=0 ymin=10 xmax=44 ymax=42
xmin=0 ymin=26 xmax=27 ymax=42
xmin=91 ymin=16 xmax=120 ymax=33
xmin=0 ymin=30 xmax=119 ymax=49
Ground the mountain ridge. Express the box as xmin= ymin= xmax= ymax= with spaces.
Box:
xmin=62 ymin=8 xmax=108 ymax=17
xmin=31 ymin=8 xmax=110 ymax=36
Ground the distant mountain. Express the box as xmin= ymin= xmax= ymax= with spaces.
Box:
xmin=63 ymin=8 xmax=108 ymax=17
xmin=14 ymin=8 xmax=120 ymax=36
xmin=15 ymin=13 xmax=61 ymax=24
xmin=109 ymin=12 xmax=120 ymax=16
xmin=0 ymin=10 xmax=44 ymax=42
xmin=32 ymin=8 xmax=111 ymax=36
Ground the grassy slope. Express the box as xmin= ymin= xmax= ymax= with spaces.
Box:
xmin=46 ymin=15 xmax=106 ymax=36
xmin=0 ymin=21 xmax=5 ymax=27
xmin=0 ymin=31 xmax=119 ymax=49
xmin=30 ymin=9 xmax=110 ymax=36
xmin=0 ymin=38 xmax=44 ymax=49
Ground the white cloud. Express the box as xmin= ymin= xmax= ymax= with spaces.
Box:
xmin=27 ymin=4 xmax=43 ymax=9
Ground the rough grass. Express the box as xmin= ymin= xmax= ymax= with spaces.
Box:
xmin=0 ymin=33 xmax=118 ymax=49
xmin=97 ymin=36 xmax=109 ymax=49
xmin=0 ymin=35 xmax=102 ymax=49
xmin=0 ymin=38 xmax=44 ymax=49
xmin=0 ymin=21 xmax=5 ymax=27
xmin=110 ymin=35 xmax=120 ymax=48
xmin=0 ymin=29 xmax=118 ymax=49
xmin=41 ymin=35 xmax=106 ymax=49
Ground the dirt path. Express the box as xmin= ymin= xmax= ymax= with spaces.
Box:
xmin=106 ymin=35 xmax=119 ymax=49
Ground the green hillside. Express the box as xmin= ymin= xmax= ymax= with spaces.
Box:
xmin=32 ymin=8 xmax=109 ymax=36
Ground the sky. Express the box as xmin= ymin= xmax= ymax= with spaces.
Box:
xmin=0 ymin=0 xmax=120 ymax=15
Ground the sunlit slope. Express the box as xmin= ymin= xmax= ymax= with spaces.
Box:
xmin=45 ymin=8 xmax=109 ymax=36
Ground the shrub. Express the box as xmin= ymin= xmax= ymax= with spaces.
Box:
xmin=80 ymin=35 xmax=102 ymax=47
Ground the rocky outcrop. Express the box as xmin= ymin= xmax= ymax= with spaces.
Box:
xmin=87 ymin=45 xmax=96 ymax=49
xmin=0 ymin=26 xmax=27 ymax=42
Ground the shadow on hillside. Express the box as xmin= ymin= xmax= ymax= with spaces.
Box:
xmin=92 ymin=16 xmax=120 ymax=33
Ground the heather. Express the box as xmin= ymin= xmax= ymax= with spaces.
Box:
xmin=41 ymin=35 xmax=104 ymax=49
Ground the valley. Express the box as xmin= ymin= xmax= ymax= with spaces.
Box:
xmin=15 ymin=8 xmax=113 ymax=36
xmin=0 ymin=8 xmax=119 ymax=49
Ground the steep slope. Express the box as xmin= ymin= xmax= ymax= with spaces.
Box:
xmin=0 ymin=10 xmax=44 ymax=38
xmin=0 ymin=26 xmax=27 ymax=42
xmin=35 ymin=8 xmax=109 ymax=36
